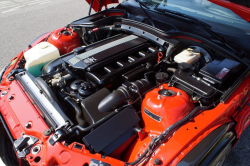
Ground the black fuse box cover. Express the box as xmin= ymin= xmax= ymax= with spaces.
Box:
xmin=199 ymin=59 xmax=242 ymax=84
xmin=82 ymin=106 xmax=140 ymax=155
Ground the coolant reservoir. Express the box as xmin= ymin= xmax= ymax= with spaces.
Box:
xmin=24 ymin=42 xmax=60 ymax=77
xmin=141 ymin=84 xmax=194 ymax=133
xmin=174 ymin=48 xmax=200 ymax=65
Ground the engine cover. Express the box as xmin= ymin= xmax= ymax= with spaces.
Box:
xmin=64 ymin=34 xmax=148 ymax=70
xmin=43 ymin=34 xmax=159 ymax=86
xmin=142 ymin=84 xmax=194 ymax=133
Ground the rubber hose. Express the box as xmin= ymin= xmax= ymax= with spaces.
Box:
xmin=58 ymin=92 xmax=87 ymax=127
xmin=62 ymin=61 xmax=81 ymax=80
xmin=82 ymin=32 xmax=89 ymax=46
xmin=34 ymin=77 xmax=60 ymax=104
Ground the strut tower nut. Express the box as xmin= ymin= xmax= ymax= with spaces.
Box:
xmin=158 ymin=89 xmax=176 ymax=97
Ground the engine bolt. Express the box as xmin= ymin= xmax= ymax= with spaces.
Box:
xmin=1 ymin=91 xmax=8 ymax=97
xmin=157 ymin=95 xmax=162 ymax=99
xmin=8 ymin=76 xmax=14 ymax=81
xmin=31 ymin=145 xmax=41 ymax=155
xmin=25 ymin=122 xmax=32 ymax=129
xmin=8 ymin=95 xmax=14 ymax=100
xmin=44 ymin=129 xmax=52 ymax=136
xmin=154 ymin=158 xmax=161 ymax=165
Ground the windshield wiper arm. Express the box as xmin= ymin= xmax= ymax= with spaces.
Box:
xmin=154 ymin=8 xmax=244 ymax=56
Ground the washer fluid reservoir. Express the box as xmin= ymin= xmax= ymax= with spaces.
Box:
xmin=24 ymin=42 xmax=60 ymax=77
xmin=141 ymin=84 xmax=194 ymax=133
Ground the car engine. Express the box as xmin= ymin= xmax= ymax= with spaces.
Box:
xmin=15 ymin=9 xmax=245 ymax=161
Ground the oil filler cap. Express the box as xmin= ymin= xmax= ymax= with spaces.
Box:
xmin=158 ymin=89 xmax=175 ymax=96
xmin=155 ymin=72 xmax=168 ymax=83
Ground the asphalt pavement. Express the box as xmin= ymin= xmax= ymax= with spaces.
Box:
xmin=0 ymin=0 xmax=249 ymax=165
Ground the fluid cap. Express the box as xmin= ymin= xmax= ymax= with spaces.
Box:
xmin=155 ymin=72 xmax=169 ymax=83
xmin=70 ymin=80 xmax=85 ymax=92
xmin=78 ymin=82 xmax=95 ymax=97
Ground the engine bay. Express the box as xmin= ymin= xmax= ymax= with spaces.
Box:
xmin=15 ymin=9 xmax=247 ymax=164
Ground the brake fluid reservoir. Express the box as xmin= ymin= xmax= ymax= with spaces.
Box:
xmin=24 ymin=42 xmax=60 ymax=77
xmin=174 ymin=48 xmax=200 ymax=65
xmin=141 ymin=84 xmax=194 ymax=133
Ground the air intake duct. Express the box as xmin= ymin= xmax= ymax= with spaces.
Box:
xmin=98 ymin=79 xmax=151 ymax=112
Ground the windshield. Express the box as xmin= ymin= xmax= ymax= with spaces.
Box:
xmin=140 ymin=0 xmax=250 ymax=34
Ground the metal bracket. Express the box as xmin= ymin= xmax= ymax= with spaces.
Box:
xmin=13 ymin=135 xmax=39 ymax=158
xmin=49 ymin=124 xmax=70 ymax=146
xmin=49 ymin=122 xmax=70 ymax=146
xmin=7 ymin=69 xmax=24 ymax=79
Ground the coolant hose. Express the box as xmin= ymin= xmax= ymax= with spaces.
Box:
xmin=34 ymin=77 xmax=60 ymax=104
xmin=58 ymin=92 xmax=87 ymax=127
xmin=62 ymin=61 xmax=81 ymax=80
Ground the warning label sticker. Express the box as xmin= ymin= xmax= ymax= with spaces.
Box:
xmin=216 ymin=68 xmax=230 ymax=79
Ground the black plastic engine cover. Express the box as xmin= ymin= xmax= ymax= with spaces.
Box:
xmin=64 ymin=34 xmax=147 ymax=70
xmin=42 ymin=34 xmax=148 ymax=75
xmin=82 ymin=106 xmax=140 ymax=155
xmin=81 ymin=88 xmax=111 ymax=125
xmin=64 ymin=34 xmax=158 ymax=86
